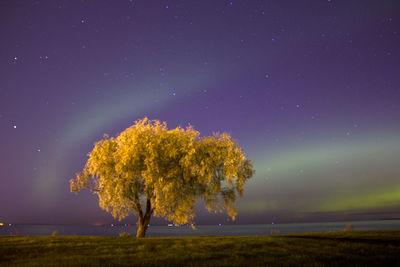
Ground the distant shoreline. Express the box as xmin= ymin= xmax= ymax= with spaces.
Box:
xmin=3 ymin=218 xmax=400 ymax=226
xmin=2 ymin=220 xmax=400 ymax=237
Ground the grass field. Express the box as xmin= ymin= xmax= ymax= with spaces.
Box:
xmin=1 ymin=231 xmax=400 ymax=266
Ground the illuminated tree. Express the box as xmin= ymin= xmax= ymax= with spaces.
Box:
xmin=70 ymin=118 xmax=254 ymax=237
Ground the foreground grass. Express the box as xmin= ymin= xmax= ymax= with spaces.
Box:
xmin=1 ymin=231 xmax=400 ymax=266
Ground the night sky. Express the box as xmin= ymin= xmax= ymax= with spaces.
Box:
xmin=1 ymin=0 xmax=400 ymax=225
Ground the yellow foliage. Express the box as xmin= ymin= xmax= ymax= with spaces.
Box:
xmin=70 ymin=118 xmax=254 ymax=230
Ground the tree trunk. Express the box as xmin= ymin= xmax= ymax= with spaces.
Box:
xmin=136 ymin=199 xmax=153 ymax=237
xmin=136 ymin=217 xmax=150 ymax=237
xmin=136 ymin=222 xmax=147 ymax=237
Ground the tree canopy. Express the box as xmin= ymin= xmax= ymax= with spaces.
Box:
xmin=70 ymin=118 xmax=254 ymax=237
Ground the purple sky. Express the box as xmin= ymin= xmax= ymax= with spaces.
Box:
xmin=1 ymin=0 xmax=400 ymax=225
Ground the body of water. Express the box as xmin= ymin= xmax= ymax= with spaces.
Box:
xmin=1 ymin=220 xmax=400 ymax=236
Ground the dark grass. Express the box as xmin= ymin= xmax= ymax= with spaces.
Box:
xmin=1 ymin=231 xmax=400 ymax=266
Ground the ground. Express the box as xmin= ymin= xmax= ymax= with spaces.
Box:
xmin=1 ymin=231 xmax=400 ymax=266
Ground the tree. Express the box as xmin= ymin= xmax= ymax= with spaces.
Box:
xmin=70 ymin=118 xmax=254 ymax=237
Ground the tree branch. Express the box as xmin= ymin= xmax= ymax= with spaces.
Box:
xmin=132 ymin=194 xmax=143 ymax=221
xmin=144 ymin=198 xmax=153 ymax=220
